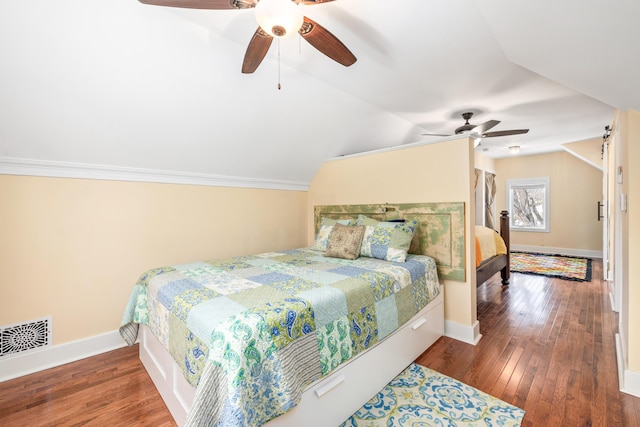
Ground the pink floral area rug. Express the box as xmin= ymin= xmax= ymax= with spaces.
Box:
xmin=510 ymin=252 xmax=592 ymax=282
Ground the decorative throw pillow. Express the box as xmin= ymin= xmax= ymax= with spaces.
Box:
xmin=355 ymin=214 xmax=382 ymax=226
xmin=325 ymin=223 xmax=365 ymax=260
xmin=311 ymin=217 xmax=356 ymax=251
xmin=357 ymin=215 xmax=418 ymax=262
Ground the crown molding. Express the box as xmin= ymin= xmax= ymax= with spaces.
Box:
xmin=324 ymin=136 xmax=467 ymax=162
xmin=0 ymin=157 xmax=309 ymax=191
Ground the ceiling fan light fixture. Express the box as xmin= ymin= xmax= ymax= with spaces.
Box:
xmin=254 ymin=0 xmax=303 ymax=38
xmin=509 ymin=145 xmax=520 ymax=154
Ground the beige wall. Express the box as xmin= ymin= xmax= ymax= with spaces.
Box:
xmin=494 ymin=151 xmax=603 ymax=253
xmin=308 ymin=139 xmax=477 ymax=328
xmin=562 ymin=137 xmax=604 ymax=169
xmin=474 ymin=151 xmax=496 ymax=172
xmin=623 ymin=109 xmax=640 ymax=372
xmin=0 ymin=175 xmax=307 ymax=345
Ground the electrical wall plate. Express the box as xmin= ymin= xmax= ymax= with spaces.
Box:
xmin=617 ymin=166 xmax=623 ymax=184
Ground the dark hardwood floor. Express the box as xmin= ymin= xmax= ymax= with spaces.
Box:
xmin=1 ymin=259 xmax=639 ymax=426
xmin=0 ymin=344 xmax=177 ymax=427
xmin=417 ymin=259 xmax=640 ymax=426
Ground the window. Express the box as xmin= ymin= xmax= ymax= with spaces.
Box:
xmin=506 ymin=177 xmax=550 ymax=232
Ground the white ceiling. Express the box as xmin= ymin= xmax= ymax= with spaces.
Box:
xmin=1 ymin=0 xmax=637 ymax=185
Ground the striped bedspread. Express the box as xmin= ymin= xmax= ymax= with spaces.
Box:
xmin=120 ymin=247 xmax=440 ymax=426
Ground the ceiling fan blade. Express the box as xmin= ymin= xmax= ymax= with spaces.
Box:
xmin=482 ymin=129 xmax=530 ymax=138
xmin=138 ymin=0 xmax=253 ymax=10
xmin=242 ymin=28 xmax=273 ymax=74
xmin=473 ymin=119 xmax=500 ymax=134
xmin=298 ymin=16 xmax=356 ymax=67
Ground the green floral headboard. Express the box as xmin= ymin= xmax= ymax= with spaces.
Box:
xmin=314 ymin=202 xmax=466 ymax=282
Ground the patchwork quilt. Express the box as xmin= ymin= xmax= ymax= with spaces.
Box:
xmin=120 ymin=247 xmax=441 ymax=427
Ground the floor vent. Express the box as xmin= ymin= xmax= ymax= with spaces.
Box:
xmin=0 ymin=317 xmax=52 ymax=358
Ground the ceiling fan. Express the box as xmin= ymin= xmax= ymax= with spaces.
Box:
xmin=138 ymin=0 xmax=357 ymax=74
xmin=423 ymin=112 xmax=529 ymax=141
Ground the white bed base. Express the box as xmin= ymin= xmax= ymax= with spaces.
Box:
xmin=139 ymin=291 xmax=444 ymax=426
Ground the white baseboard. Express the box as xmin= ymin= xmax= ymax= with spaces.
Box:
xmin=510 ymin=244 xmax=602 ymax=259
xmin=609 ymin=292 xmax=618 ymax=313
xmin=623 ymin=369 xmax=640 ymax=398
xmin=616 ymin=333 xmax=640 ymax=398
xmin=444 ymin=319 xmax=482 ymax=345
xmin=0 ymin=330 xmax=126 ymax=382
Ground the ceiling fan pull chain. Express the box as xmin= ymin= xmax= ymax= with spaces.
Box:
xmin=277 ymin=38 xmax=281 ymax=90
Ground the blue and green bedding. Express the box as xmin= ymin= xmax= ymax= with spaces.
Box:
xmin=120 ymin=247 xmax=441 ymax=426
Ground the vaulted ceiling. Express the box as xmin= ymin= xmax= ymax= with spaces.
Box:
xmin=1 ymin=0 xmax=637 ymax=185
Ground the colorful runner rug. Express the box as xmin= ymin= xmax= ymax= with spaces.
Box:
xmin=341 ymin=363 xmax=525 ymax=426
xmin=510 ymin=252 xmax=592 ymax=282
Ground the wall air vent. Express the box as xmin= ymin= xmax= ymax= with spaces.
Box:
xmin=0 ymin=317 xmax=52 ymax=357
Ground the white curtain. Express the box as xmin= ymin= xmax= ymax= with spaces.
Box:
xmin=485 ymin=172 xmax=496 ymax=229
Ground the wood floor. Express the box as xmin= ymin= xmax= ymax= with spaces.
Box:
xmin=1 ymin=259 xmax=639 ymax=426
xmin=417 ymin=259 xmax=640 ymax=426
xmin=0 ymin=345 xmax=177 ymax=427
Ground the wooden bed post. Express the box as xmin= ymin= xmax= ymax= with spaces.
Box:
xmin=500 ymin=210 xmax=510 ymax=286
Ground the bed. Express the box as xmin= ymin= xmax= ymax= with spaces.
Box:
xmin=475 ymin=210 xmax=511 ymax=287
xmin=119 ymin=202 xmax=468 ymax=426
